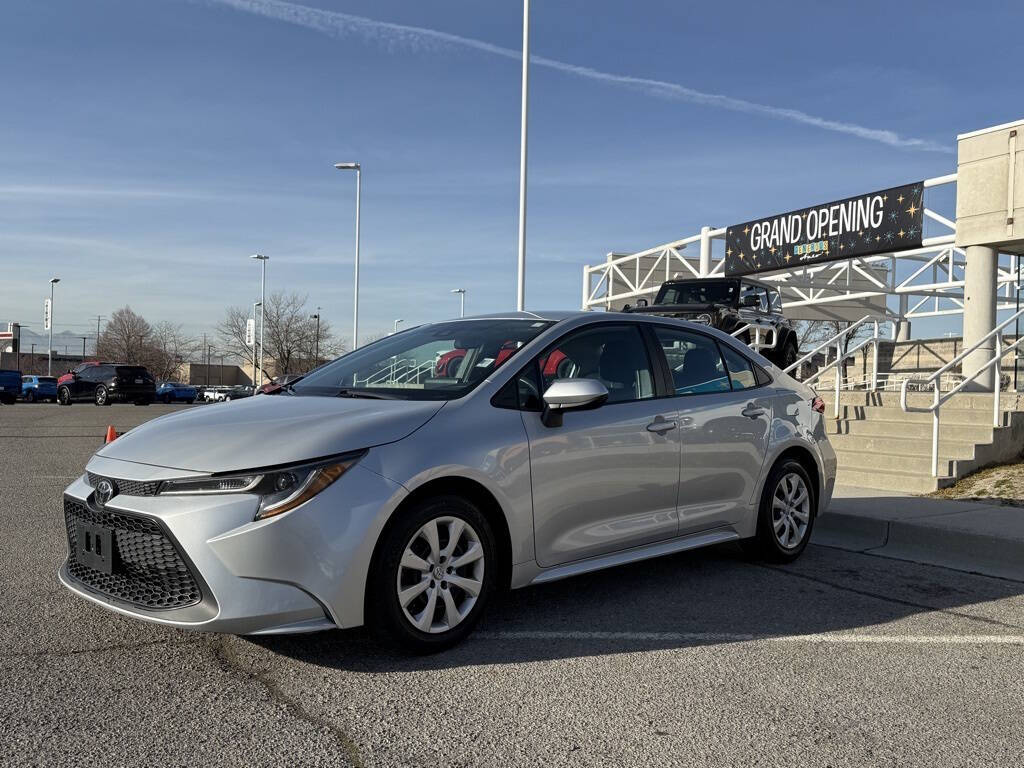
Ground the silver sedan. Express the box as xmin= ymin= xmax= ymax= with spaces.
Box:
xmin=60 ymin=311 xmax=836 ymax=652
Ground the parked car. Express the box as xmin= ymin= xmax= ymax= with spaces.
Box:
xmin=61 ymin=312 xmax=835 ymax=652
xmin=156 ymin=381 xmax=198 ymax=404
xmin=258 ymin=374 xmax=303 ymax=395
xmin=57 ymin=361 xmax=110 ymax=388
xmin=21 ymin=375 xmax=58 ymax=403
xmin=56 ymin=364 xmax=155 ymax=406
xmin=0 ymin=369 xmax=22 ymax=404
xmin=624 ymin=278 xmax=800 ymax=367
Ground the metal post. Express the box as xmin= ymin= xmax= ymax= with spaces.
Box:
xmin=699 ymin=226 xmax=712 ymax=277
xmin=1015 ymin=254 xmax=1021 ymax=391
xmin=313 ymin=308 xmax=320 ymax=363
xmin=870 ymin=321 xmax=879 ymax=392
xmin=252 ymin=301 xmax=260 ymax=387
xmin=259 ymin=259 xmax=266 ymax=386
xmin=931 ymin=388 xmax=940 ymax=477
xmin=994 ymin=333 xmax=1002 ymax=428
xmin=515 ymin=0 xmax=530 ymax=311
xmin=834 ymin=338 xmax=842 ymax=419
xmin=354 ymin=167 xmax=361 ymax=348
xmin=47 ymin=280 xmax=57 ymax=375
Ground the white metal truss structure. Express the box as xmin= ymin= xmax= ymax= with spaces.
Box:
xmin=581 ymin=174 xmax=1024 ymax=325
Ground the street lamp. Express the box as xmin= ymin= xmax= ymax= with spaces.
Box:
xmin=250 ymin=254 xmax=268 ymax=387
xmin=451 ymin=288 xmax=466 ymax=318
xmin=516 ymin=0 xmax=530 ymax=311
xmin=47 ymin=277 xmax=60 ymax=375
xmin=393 ymin=318 xmax=403 ymax=334
xmin=80 ymin=336 xmax=88 ymax=359
xmin=334 ymin=162 xmax=361 ymax=349
xmin=252 ymin=300 xmax=262 ymax=388
xmin=311 ymin=308 xmax=321 ymax=364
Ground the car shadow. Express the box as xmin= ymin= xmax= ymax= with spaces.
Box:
xmin=247 ymin=540 xmax=1024 ymax=670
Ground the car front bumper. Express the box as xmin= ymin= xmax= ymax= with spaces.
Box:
xmin=60 ymin=454 xmax=407 ymax=635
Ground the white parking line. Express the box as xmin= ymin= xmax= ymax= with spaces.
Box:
xmin=477 ymin=631 xmax=1024 ymax=645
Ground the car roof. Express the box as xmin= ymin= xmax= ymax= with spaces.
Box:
xmin=661 ymin=276 xmax=778 ymax=290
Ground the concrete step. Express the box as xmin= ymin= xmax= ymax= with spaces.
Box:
xmin=828 ymin=432 xmax=979 ymax=459
xmin=828 ymin=418 xmax=994 ymax=442
xmin=833 ymin=447 xmax=972 ymax=478
xmin=833 ymin=467 xmax=953 ymax=494
xmin=829 ymin=404 xmax=1004 ymax=426
xmin=819 ymin=390 xmax=1024 ymax=411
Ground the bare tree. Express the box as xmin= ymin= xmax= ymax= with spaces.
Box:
xmin=217 ymin=291 xmax=343 ymax=380
xmin=148 ymin=321 xmax=201 ymax=380
xmin=96 ymin=307 xmax=152 ymax=364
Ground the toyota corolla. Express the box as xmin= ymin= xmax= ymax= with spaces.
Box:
xmin=60 ymin=311 xmax=836 ymax=652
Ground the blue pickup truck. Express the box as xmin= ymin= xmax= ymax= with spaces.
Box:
xmin=21 ymin=375 xmax=58 ymax=402
xmin=0 ymin=369 xmax=21 ymax=405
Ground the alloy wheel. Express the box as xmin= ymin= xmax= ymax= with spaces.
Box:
xmin=96 ymin=386 xmax=107 ymax=405
xmin=396 ymin=516 xmax=485 ymax=634
xmin=772 ymin=472 xmax=810 ymax=549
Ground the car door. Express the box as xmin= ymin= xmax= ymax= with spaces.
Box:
xmin=76 ymin=365 xmax=103 ymax=401
xmin=651 ymin=326 xmax=772 ymax=534
xmin=519 ymin=323 xmax=681 ymax=567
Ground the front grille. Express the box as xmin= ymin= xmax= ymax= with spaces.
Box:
xmin=63 ymin=498 xmax=201 ymax=610
xmin=86 ymin=472 xmax=161 ymax=497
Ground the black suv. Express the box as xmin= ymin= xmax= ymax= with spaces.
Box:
xmin=624 ymin=278 xmax=799 ymax=367
xmin=57 ymin=364 xmax=156 ymax=406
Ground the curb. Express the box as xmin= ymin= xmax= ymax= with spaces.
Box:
xmin=815 ymin=511 xmax=1024 ymax=582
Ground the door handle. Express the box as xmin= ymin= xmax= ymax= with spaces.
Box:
xmin=646 ymin=418 xmax=677 ymax=433
xmin=741 ymin=404 xmax=767 ymax=419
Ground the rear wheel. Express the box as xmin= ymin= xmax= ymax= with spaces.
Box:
xmin=57 ymin=386 xmax=72 ymax=406
xmin=25 ymin=390 xmax=36 ymax=403
xmin=368 ymin=495 xmax=495 ymax=653
xmin=781 ymin=339 xmax=799 ymax=368
xmin=742 ymin=458 xmax=815 ymax=563
xmin=162 ymin=393 xmax=172 ymax=404
xmin=95 ymin=385 xmax=110 ymax=406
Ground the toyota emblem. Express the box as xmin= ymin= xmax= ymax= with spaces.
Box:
xmin=95 ymin=478 xmax=115 ymax=507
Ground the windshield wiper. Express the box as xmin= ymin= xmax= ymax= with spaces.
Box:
xmin=335 ymin=388 xmax=401 ymax=400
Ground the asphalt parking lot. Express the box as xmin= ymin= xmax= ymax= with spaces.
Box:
xmin=3 ymin=403 xmax=1024 ymax=767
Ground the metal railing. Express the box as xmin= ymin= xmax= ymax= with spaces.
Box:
xmin=900 ymin=307 xmax=1024 ymax=476
xmin=783 ymin=315 xmax=881 ymax=418
xmin=730 ymin=322 xmax=778 ymax=352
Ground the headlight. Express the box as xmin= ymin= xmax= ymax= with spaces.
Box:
xmin=157 ymin=452 xmax=365 ymax=520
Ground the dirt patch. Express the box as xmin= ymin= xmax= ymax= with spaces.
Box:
xmin=930 ymin=461 xmax=1024 ymax=505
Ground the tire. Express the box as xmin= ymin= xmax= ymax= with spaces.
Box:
xmin=188 ymin=398 xmax=196 ymax=404
xmin=162 ymin=393 xmax=172 ymax=404
xmin=95 ymin=385 xmax=111 ymax=406
xmin=25 ymin=391 xmax=36 ymax=403
xmin=742 ymin=458 xmax=816 ymax=563
xmin=57 ymin=386 xmax=72 ymax=406
xmin=368 ymin=495 xmax=496 ymax=653
xmin=781 ymin=339 xmax=799 ymax=369
xmin=135 ymin=399 xmax=151 ymax=406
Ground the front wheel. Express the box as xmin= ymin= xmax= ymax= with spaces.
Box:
xmin=25 ymin=391 xmax=36 ymax=403
xmin=57 ymin=386 xmax=72 ymax=406
xmin=162 ymin=393 xmax=172 ymax=404
xmin=95 ymin=385 xmax=111 ymax=406
xmin=742 ymin=459 xmax=815 ymax=563
xmin=368 ymin=496 xmax=495 ymax=653
xmin=781 ymin=339 xmax=799 ymax=369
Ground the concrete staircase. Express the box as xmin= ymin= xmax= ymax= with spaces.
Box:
xmin=821 ymin=391 xmax=1024 ymax=493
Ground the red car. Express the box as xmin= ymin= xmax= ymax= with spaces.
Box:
xmin=434 ymin=345 xmax=568 ymax=378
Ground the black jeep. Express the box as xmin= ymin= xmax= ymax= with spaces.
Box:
xmin=623 ymin=277 xmax=799 ymax=367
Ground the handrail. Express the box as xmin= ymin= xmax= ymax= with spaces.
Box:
xmin=782 ymin=315 xmax=881 ymax=418
xmin=900 ymin=306 xmax=1024 ymax=476
xmin=730 ymin=322 xmax=778 ymax=352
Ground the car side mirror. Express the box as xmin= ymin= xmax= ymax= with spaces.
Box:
xmin=541 ymin=378 xmax=608 ymax=427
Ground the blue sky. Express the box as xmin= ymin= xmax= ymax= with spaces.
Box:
xmin=2 ymin=0 xmax=1022 ymax=349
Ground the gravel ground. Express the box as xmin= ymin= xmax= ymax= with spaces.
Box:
xmin=3 ymin=402 xmax=1024 ymax=767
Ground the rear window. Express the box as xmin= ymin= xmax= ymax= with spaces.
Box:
xmin=115 ymin=367 xmax=149 ymax=377
xmin=39 ymin=377 xmax=57 ymax=384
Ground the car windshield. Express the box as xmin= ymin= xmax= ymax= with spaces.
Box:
xmin=657 ymin=280 xmax=737 ymax=305
xmin=293 ymin=318 xmax=554 ymax=400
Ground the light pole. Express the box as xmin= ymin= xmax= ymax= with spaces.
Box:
xmin=47 ymin=277 xmax=60 ymax=375
xmin=251 ymin=254 xmax=268 ymax=387
xmin=393 ymin=318 xmax=403 ymax=334
xmin=311 ymin=308 xmax=321 ymax=364
xmin=252 ymin=300 xmax=261 ymax=388
xmin=451 ymin=288 xmax=466 ymax=318
xmin=516 ymin=0 xmax=530 ymax=311
xmin=80 ymin=336 xmax=87 ymax=359
xmin=334 ymin=162 xmax=361 ymax=349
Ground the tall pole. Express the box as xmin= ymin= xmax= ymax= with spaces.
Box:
xmin=354 ymin=167 xmax=361 ymax=349
xmin=259 ymin=259 xmax=266 ymax=386
xmin=313 ymin=308 xmax=321 ymax=363
xmin=452 ymin=288 xmax=466 ymax=318
xmin=393 ymin=318 xmax=403 ymax=334
xmin=80 ymin=336 xmax=87 ymax=359
xmin=515 ymin=0 xmax=530 ymax=311
xmin=47 ymin=278 xmax=59 ymax=375
xmin=252 ymin=301 xmax=261 ymax=388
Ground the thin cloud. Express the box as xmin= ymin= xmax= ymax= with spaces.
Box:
xmin=195 ymin=0 xmax=950 ymax=154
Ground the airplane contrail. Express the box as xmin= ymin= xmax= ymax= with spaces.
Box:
xmin=193 ymin=0 xmax=951 ymax=154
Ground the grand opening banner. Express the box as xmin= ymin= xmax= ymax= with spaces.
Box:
xmin=724 ymin=182 xmax=925 ymax=276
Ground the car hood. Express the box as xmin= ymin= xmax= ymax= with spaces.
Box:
xmin=96 ymin=394 xmax=446 ymax=473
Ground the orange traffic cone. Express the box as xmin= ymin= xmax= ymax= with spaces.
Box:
xmin=104 ymin=425 xmax=118 ymax=444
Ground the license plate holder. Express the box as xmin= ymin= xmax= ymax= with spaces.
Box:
xmin=76 ymin=522 xmax=115 ymax=574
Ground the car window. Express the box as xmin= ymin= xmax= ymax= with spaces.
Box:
xmin=769 ymin=288 xmax=783 ymax=312
xmin=720 ymin=344 xmax=758 ymax=390
xmin=22 ymin=376 xmax=31 ymax=383
xmin=653 ymin=327 xmax=731 ymax=396
xmin=657 ymin=281 xmax=737 ymax=306
xmin=537 ymin=325 xmax=654 ymax=404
